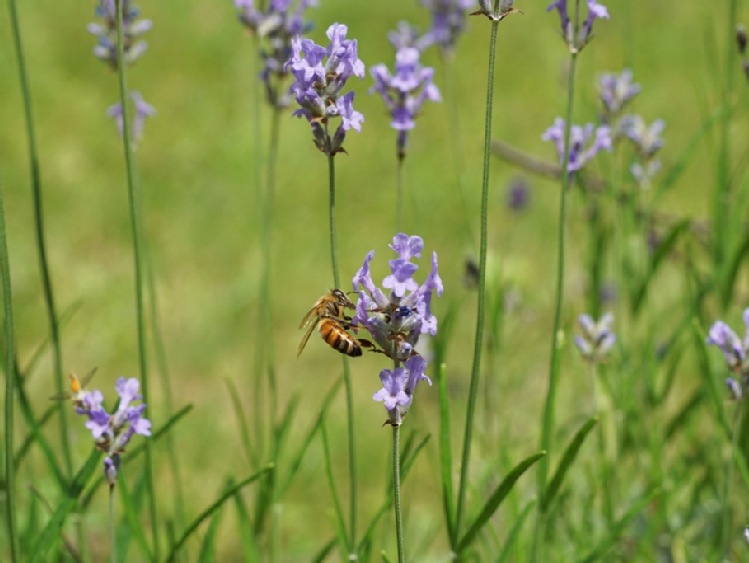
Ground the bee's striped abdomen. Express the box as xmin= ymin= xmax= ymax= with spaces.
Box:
xmin=320 ymin=319 xmax=362 ymax=357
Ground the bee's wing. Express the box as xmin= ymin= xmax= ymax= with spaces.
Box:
xmin=297 ymin=315 xmax=320 ymax=357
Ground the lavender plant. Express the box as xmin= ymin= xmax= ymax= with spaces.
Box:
xmin=574 ymin=312 xmax=616 ymax=364
xmin=88 ymin=0 xmax=155 ymax=144
xmin=352 ymin=233 xmax=442 ymax=560
xmin=370 ymin=41 xmax=441 ymax=229
xmin=542 ymin=118 xmax=612 ymax=172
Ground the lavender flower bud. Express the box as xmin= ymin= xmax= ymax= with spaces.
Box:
xmin=547 ymin=0 xmax=609 ymax=53
xmin=106 ymin=91 xmax=156 ymax=148
xmin=574 ymin=312 xmax=616 ymax=363
xmin=598 ymin=69 xmax=641 ymax=119
xmin=88 ymin=0 xmax=152 ymax=70
xmin=370 ymin=46 xmax=441 ymax=160
xmin=707 ymin=308 xmax=749 ymax=376
xmin=541 ymin=118 xmax=612 ymax=172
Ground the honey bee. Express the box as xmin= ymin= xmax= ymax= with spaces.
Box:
xmin=298 ymin=289 xmax=369 ymax=358
xmin=49 ymin=368 xmax=98 ymax=407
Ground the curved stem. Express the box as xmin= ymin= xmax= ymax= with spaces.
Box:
xmin=114 ymin=1 xmax=158 ymax=556
xmin=455 ymin=18 xmax=500 ymax=538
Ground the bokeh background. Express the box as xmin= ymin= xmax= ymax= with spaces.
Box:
xmin=1 ymin=0 xmax=748 ymax=559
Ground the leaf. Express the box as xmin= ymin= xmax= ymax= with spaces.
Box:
xmin=457 ymin=452 xmax=545 ymax=554
xmin=164 ymin=464 xmax=272 ymax=562
xmin=631 ymin=219 xmax=691 ymax=315
xmin=496 ymin=498 xmax=537 ymax=563
xmin=197 ymin=487 xmax=225 ymax=563
xmin=310 ymin=538 xmax=337 ymax=563
xmin=29 ymin=449 xmax=102 ymax=561
xmin=541 ymin=417 xmax=597 ymax=513
xmin=224 ymin=377 xmax=257 ymax=467
xmin=577 ymin=489 xmax=660 ymax=563
xmin=665 ymin=390 xmax=705 ymax=440
xmin=231 ymin=478 xmax=261 ymax=562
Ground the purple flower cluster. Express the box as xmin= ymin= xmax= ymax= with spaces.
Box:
xmin=74 ymin=377 xmax=152 ymax=486
xmin=420 ymin=0 xmax=476 ymax=55
xmin=574 ymin=313 xmax=616 ymax=363
xmin=352 ymin=234 xmax=443 ymax=426
xmin=234 ymin=0 xmax=317 ymax=108
xmin=87 ymin=0 xmax=152 ymax=70
xmin=542 ymin=118 xmax=612 ymax=172
xmin=106 ymin=91 xmax=156 ymax=147
xmin=707 ymin=308 xmax=749 ymax=400
xmin=620 ymin=114 xmax=665 ymax=188
xmin=286 ymin=23 xmax=365 ymax=155
xmin=547 ymin=0 xmax=609 ymax=52
xmin=370 ymin=47 xmax=441 ymax=160
xmin=88 ymin=0 xmax=155 ymax=144
xmin=598 ymin=69 xmax=641 ymax=119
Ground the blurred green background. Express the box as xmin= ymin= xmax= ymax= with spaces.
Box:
xmin=1 ymin=0 xmax=748 ymax=558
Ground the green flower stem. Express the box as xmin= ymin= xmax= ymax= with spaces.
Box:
xmin=7 ymin=0 xmax=72 ymax=482
xmin=109 ymin=484 xmax=117 ymax=563
xmin=392 ymin=423 xmax=404 ymax=563
xmin=396 ymin=156 xmax=404 ymax=234
xmin=325 ymin=132 xmax=357 ymax=551
xmin=721 ymin=400 xmax=744 ymax=557
xmin=0 ymin=181 xmax=19 ymax=560
xmin=455 ymin=16 xmax=500 ymax=538
xmin=114 ymin=0 xmax=159 ymax=557
xmin=533 ymin=46 xmax=579 ymax=561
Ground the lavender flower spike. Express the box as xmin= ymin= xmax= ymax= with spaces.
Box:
xmin=353 ymin=233 xmax=443 ymax=361
xmin=88 ymin=0 xmax=152 ymax=70
xmin=547 ymin=0 xmax=609 ymax=52
xmin=106 ymin=91 xmax=156 ymax=147
xmin=707 ymin=308 xmax=749 ymax=400
xmin=542 ymin=118 xmax=612 ymax=172
xmin=370 ymin=46 xmax=441 ymax=160
xmin=574 ymin=312 xmax=616 ymax=363
xmin=286 ymin=23 xmax=365 ymax=155
xmin=72 ymin=375 xmax=151 ymax=485
xmin=420 ymin=0 xmax=476 ymax=55
xmin=598 ymin=69 xmax=641 ymax=118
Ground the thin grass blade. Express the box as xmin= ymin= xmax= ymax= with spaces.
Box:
xmin=164 ymin=464 xmax=272 ymax=562
xmin=458 ymin=451 xmax=545 ymax=554
xmin=541 ymin=417 xmax=597 ymax=513
xmin=496 ymin=498 xmax=537 ymax=563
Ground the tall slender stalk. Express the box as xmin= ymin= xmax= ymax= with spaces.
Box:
xmin=721 ymin=401 xmax=744 ymax=557
xmin=533 ymin=49 xmax=579 ymax=562
xmin=7 ymin=0 xmax=71 ymax=482
xmin=0 ymin=180 xmax=19 ymax=561
xmin=114 ymin=0 xmax=159 ymax=556
xmin=109 ymin=485 xmax=117 ymax=563
xmin=396 ymin=157 xmax=404 ymax=234
xmin=325 ymin=130 xmax=357 ymax=551
xmin=455 ymin=16 xmax=501 ymax=537
xmin=392 ymin=424 xmax=405 ymax=562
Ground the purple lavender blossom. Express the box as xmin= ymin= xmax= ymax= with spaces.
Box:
xmin=286 ymin=23 xmax=365 ymax=155
xmin=598 ymin=69 xmax=641 ymax=118
xmin=372 ymin=354 xmax=432 ymax=426
xmin=542 ymin=118 xmax=612 ymax=172
xmin=506 ymin=176 xmax=530 ymax=211
xmin=74 ymin=376 xmax=151 ymax=485
xmin=620 ymin=115 xmax=664 ymax=187
xmin=370 ymin=46 xmax=441 ymax=160
xmin=234 ymin=0 xmax=317 ymax=108
xmin=547 ymin=0 xmax=609 ymax=52
xmin=106 ymin=91 xmax=156 ymax=148
xmin=707 ymin=309 xmax=749 ymax=400
xmin=420 ymin=0 xmax=476 ymax=55
xmin=574 ymin=312 xmax=616 ymax=363
xmin=87 ymin=0 xmax=152 ymax=70
xmin=353 ymin=234 xmax=442 ymax=361
xmin=388 ymin=21 xmax=432 ymax=51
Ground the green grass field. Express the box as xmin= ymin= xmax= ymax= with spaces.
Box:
xmin=2 ymin=0 xmax=749 ymax=560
